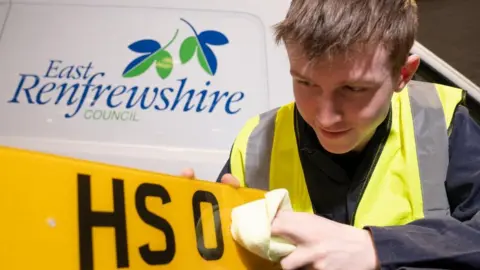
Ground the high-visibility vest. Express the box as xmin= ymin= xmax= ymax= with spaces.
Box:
xmin=229 ymin=81 xmax=464 ymax=228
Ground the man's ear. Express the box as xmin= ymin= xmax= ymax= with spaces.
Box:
xmin=395 ymin=54 xmax=420 ymax=92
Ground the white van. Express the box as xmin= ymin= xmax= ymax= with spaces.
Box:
xmin=1 ymin=0 xmax=479 ymax=181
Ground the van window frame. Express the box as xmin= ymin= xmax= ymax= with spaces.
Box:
xmin=413 ymin=59 xmax=459 ymax=88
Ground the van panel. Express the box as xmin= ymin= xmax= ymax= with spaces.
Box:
xmin=0 ymin=3 xmax=8 ymax=31
xmin=1 ymin=4 xmax=269 ymax=148
xmin=0 ymin=1 xmax=293 ymax=181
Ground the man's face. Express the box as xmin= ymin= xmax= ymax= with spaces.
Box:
xmin=287 ymin=44 xmax=403 ymax=154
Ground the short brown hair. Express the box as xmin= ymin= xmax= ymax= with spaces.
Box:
xmin=274 ymin=0 xmax=418 ymax=74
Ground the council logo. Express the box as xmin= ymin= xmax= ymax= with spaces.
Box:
xmin=7 ymin=18 xmax=244 ymax=122
xmin=122 ymin=18 xmax=229 ymax=79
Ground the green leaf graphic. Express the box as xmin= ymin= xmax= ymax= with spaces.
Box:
xmin=196 ymin=46 xmax=212 ymax=75
xmin=179 ymin=36 xmax=198 ymax=64
xmin=123 ymin=56 xmax=155 ymax=78
xmin=155 ymin=50 xmax=173 ymax=79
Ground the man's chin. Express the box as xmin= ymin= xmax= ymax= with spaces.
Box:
xmin=318 ymin=140 xmax=357 ymax=155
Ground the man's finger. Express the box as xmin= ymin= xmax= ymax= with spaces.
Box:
xmin=180 ymin=168 xmax=195 ymax=179
xmin=271 ymin=211 xmax=317 ymax=244
xmin=280 ymin=244 xmax=322 ymax=270
xmin=220 ymin=173 xmax=241 ymax=188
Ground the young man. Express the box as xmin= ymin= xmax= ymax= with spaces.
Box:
xmin=183 ymin=0 xmax=480 ymax=269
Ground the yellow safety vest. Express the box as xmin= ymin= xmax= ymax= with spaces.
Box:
xmin=229 ymin=81 xmax=465 ymax=228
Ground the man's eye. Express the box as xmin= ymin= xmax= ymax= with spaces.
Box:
xmin=345 ymin=86 xmax=365 ymax=92
xmin=296 ymin=79 xmax=312 ymax=86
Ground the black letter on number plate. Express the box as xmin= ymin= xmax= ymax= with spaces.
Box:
xmin=78 ymin=174 xmax=129 ymax=270
xmin=135 ymin=183 xmax=175 ymax=265
xmin=192 ymin=190 xmax=224 ymax=260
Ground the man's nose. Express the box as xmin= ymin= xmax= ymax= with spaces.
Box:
xmin=316 ymin=97 xmax=342 ymax=128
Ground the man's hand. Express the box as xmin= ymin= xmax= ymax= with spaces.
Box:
xmin=271 ymin=211 xmax=380 ymax=270
xmin=180 ymin=168 xmax=241 ymax=187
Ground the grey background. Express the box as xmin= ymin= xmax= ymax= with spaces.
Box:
xmin=417 ymin=0 xmax=480 ymax=86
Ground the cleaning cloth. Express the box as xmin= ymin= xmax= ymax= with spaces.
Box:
xmin=230 ymin=188 xmax=297 ymax=262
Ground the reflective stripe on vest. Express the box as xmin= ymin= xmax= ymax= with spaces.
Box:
xmin=244 ymin=109 xmax=277 ymax=191
xmin=408 ymin=81 xmax=450 ymax=218
xmin=230 ymin=81 xmax=464 ymax=226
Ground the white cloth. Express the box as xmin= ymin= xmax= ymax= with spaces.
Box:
xmin=230 ymin=188 xmax=297 ymax=262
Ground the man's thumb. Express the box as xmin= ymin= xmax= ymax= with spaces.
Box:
xmin=181 ymin=168 xmax=195 ymax=179
xmin=220 ymin=173 xmax=240 ymax=188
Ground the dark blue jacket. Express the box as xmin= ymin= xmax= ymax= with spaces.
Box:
xmin=216 ymin=91 xmax=480 ymax=270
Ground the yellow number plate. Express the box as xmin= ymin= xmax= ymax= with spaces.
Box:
xmin=0 ymin=146 xmax=280 ymax=270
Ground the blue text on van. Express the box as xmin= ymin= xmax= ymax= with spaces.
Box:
xmin=7 ymin=60 xmax=245 ymax=118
